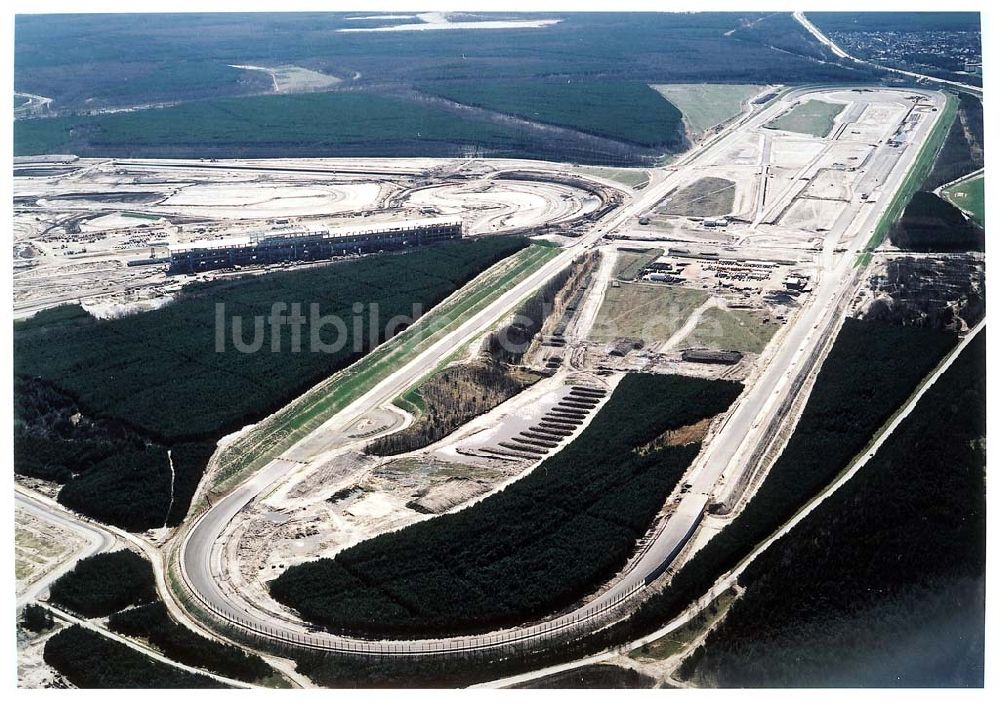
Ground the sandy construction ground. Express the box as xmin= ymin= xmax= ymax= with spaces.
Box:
xmin=157 ymin=181 xmax=383 ymax=218
xmin=804 ymin=169 xmax=854 ymax=201
xmin=213 ymin=368 xmax=617 ymax=629
xmin=18 ymin=624 xmax=71 ymax=689
xmin=229 ymin=64 xmax=341 ymax=93
xmin=404 ymin=179 xmax=600 ymax=233
xmin=13 ymin=156 xmax=615 ymax=319
xmin=780 ymin=198 xmax=848 ymax=231
xmin=338 ymin=12 xmax=562 ymax=32
xmin=15 ymin=508 xmax=87 ymax=597
xmin=154 ymin=86 xmax=947 ymax=657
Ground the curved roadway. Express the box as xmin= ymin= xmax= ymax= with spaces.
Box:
xmin=178 ymin=86 xmax=946 ymax=655
xmin=16 ymin=490 xmax=115 ymax=609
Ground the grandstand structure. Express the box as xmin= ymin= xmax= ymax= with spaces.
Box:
xmin=168 ymin=219 xmax=463 ymax=273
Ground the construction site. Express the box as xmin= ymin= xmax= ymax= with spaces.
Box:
xmin=15 ymin=81 xmax=971 ymax=686
xmin=13 ymin=157 xmax=622 ymax=319
xmin=167 ymin=219 xmax=464 ymax=273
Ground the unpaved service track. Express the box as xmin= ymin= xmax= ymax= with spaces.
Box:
xmin=177 ymin=87 xmax=945 ymax=656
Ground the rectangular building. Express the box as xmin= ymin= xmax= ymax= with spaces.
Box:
xmin=168 ymin=219 xmax=462 ymax=274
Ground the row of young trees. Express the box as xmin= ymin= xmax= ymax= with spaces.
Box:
xmin=366 ymin=362 xmax=534 ymax=456
xmin=44 ymin=625 xmax=224 ymax=689
xmin=109 ymin=601 xmax=274 ymax=683
xmin=482 ymin=257 xmax=582 ymax=364
xmin=369 ymin=255 xmax=591 ymax=456
xmin=271 ymin=373 xmax=742 ymax=639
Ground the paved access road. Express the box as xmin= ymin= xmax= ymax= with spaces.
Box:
xmin=794 ymin=12 xmax=983 ymax=96
xmin=15 ymin=490 xmax=115 ymax=609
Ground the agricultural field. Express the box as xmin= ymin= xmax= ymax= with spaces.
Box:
xmin=942 ymin=174 xmax=985 ymax=226
xmin=679 ymin=307 xmax=779 ymax=354
xmin=589 ymin=283 xmax=710 ymax=343
xmin=680 ymin=331 xmax=985 ymax=687
xmin=14 ymin=238 xmax=528 ymax=529
xmin=418 ymin=80 xmax=684 ymax=147
xmin=613 ymin=248 xmax=665 ymax=281
xmin=765 ymin=99 xmax=844 ymax=137
xmin=651 ymin=84 xmax=766 ymax=135
xmin=658 ymin=177 xmax=736 ymax=217
xmin=270 ymin=374 xmax=743 ymax=639
xmin=231 ymin=64 xmax=341 ymax=92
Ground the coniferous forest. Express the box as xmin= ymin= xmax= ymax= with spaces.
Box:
xmin=679 ymin=331 xmax=985 ymax=687
xmin=272 ymin=373 xmax=743 ymax=638
xmin=14 ymin=238 xmax=528 ymax=530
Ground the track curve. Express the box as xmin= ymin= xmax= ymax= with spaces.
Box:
xmin=175 ymin=86 xmax=946 ymax=656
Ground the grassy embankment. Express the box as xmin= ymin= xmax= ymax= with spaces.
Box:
xmin=209 ymin=243 xmax=561 ymax=493
xmin=941 ymin=172 xmax=985 ymax=226
xmin=629 ymin=587 xmax=739 ymax=663
xmin=764 ymin=99 xmax=844 ymax=137
xmin=15 ymin=238 xmax=529 ymax=530
xmin=651 ymin=84 xmax=766 ymax=134
xmin=856 ymin=91 xmax=959 ymax=266
xmin=379 ymin=253 xmax=581 ymax=448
